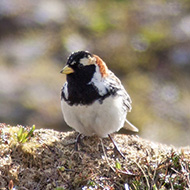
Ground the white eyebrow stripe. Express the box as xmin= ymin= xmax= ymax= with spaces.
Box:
xmin=80 ymin=57 xmax=90 ymax=66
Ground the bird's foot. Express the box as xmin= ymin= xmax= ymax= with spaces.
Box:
xmin=74 ymin=133 xmax=85 ymax=151
xmin=108 ymin=134 xmax=125 ymax=159
xmin=64 ymin=133 xmax=85 ymax=151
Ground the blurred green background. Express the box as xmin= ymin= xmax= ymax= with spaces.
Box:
xmin=0 ymin=0 xmax=190 ymax=146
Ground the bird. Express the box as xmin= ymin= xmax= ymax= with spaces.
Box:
xmin=60 ymin=51 xmax=138 ymax=158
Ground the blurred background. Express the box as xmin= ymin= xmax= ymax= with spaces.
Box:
xmin=0 ymin=0 xmax=190 ymax=147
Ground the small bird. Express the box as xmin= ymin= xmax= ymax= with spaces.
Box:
xmin=60 ymin=51 xmax=138 ymax=157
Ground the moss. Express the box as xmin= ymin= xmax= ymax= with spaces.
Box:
xmin=0 ymin=123 xmax=189 ymax=189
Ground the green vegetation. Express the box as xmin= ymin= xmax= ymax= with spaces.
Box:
xmin=17 ymin=125 xmax=35 ymax=143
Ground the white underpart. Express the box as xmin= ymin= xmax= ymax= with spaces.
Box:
xmin=88 ymin=65 xmax=107 ymax=96
xmin=61 ymin=95 xmax=127 ymax=137
xmin=61 ymin=62 xmax=138 ymax=136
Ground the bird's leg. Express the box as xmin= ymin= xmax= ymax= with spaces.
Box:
xmin=65 ymin=133 xmax=84 ymax=150
xmin=108 ymin=134 xmax=125 ymax=159
xmin=74 ymin=133 xmax=84 ymax=151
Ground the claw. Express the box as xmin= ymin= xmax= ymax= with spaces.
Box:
xmin=74 ymin=133 xmax=85 ymax=151
xmin=108 ymin=134 xmax=125 ymax=159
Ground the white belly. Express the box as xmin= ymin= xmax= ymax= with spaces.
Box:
xmin=61 ymin=96 xmax=126 ymax=137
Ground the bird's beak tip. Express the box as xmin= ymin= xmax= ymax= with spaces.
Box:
xmin=60 ymin=65 xmax=74 ymax=75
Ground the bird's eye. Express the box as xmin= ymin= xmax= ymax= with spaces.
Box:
xmin=70 ymin=61 xmax=76 ymax=66
xmin=78 ymin=64 xmax=84 ymax=69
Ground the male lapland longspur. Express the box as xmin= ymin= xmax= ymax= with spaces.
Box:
xmin=60 ymin=51 xmax=138 ymax=157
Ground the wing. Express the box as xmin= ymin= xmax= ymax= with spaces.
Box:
xmin=106 ymin=70 xmax=132 ymax=112
xmin=106 ymin=70 xmax=139 ymax=132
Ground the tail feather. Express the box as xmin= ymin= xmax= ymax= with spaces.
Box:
xmin=124 ymin=119 xmax=139 ymax=132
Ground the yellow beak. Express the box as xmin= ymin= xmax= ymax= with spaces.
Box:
xmin=60 ymin=65 xmax=74 ymax=74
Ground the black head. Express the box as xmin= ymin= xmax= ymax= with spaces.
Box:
xmin=67 ymin=51 xmax=93 ymax=67
xmin=60 ymin=51 xmax=110 ymax=105
xmin=60 ymin=51 xmax=96 ymax=75
xmin=60 ymin=51 xmax=97 ymax=85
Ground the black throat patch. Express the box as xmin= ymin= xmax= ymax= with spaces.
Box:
xmin=61 ymin=65 xmax=117 ymax=105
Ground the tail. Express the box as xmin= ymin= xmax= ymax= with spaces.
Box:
xmin=124 ymin=119 xmax=139 ymax=132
